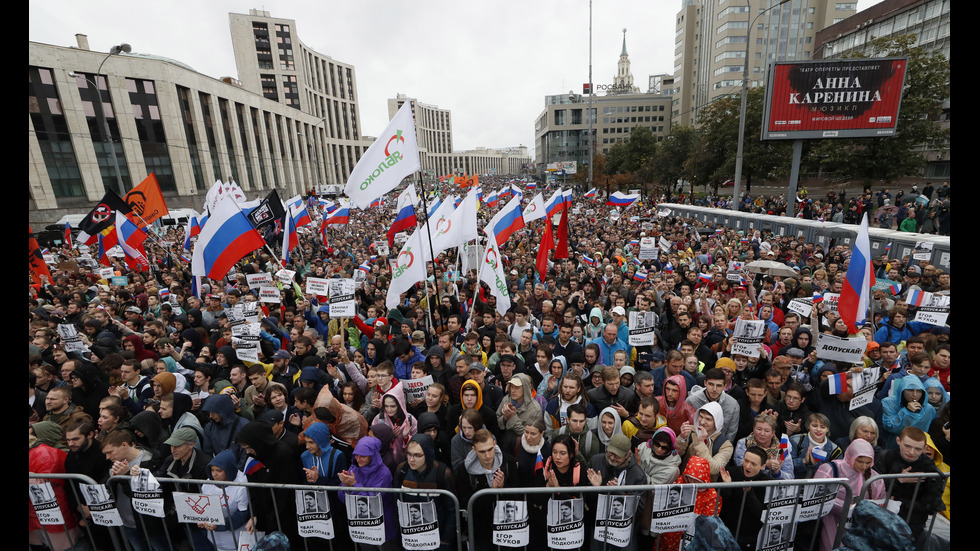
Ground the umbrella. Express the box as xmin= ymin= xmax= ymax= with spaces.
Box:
xmin=744 ymin=260 xmax=799 ymax=278
xmin=873 ymin=205 xmax=899 ymax=219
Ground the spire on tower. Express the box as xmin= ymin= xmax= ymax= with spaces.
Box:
xmin=621 ymin=28 xmax=628 ymax=56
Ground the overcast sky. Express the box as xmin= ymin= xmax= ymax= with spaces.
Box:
xmin=30 ymin=0 xmax=880 ymax=157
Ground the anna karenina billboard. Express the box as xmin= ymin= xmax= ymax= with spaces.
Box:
xmin=761 ymin=57 xmax=907 ymax=140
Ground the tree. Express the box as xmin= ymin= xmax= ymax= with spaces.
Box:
xmin=806 ymin=35 xmax=949 ymax=183
xmin=647 ymin=125 xmax=698 ymax=193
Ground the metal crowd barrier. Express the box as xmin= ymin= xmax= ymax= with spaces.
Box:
xmin=466 ymin=478 xmax=853 ymax=551
xmin=30 ymin=472 xmax=463 ymax=551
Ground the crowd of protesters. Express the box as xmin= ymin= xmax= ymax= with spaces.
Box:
xmin=29 ymin=177 xmax=949 ymax=551
xmin=669 ymin=181 xmax=950 ymax=235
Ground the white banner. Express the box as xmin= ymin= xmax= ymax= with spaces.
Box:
xmin=649 ymin=485 xmax=697 ymax=533
xmin=259 ymin=287 xmax=281 ymax=303
xmin=328 ymin=279 xmax=356 ymax=318
xmin=80 ymin=483 xmax=123 ymax=526
xmin=173 ymin=492 xmax=225 ymax=525
xmin=398 ymin=500 xmax=440 ymax=550
xmin=479 ymin=235 xmax=511 ymax=315
xmin=98 ymin=267 xmax=114 ymax=279
xmin=546 ymin=498 xmax=586 ymax=549
xmin=346 ymin=494 xmax=386 ymax=545
xmin=403 ymin=375 xmax=434 ymax=404
xmin=732 ymin=319 xmax=766 ymax=358
xmin=305 ymin=277 xmax=330 ymax=296
xmin=491 ymin=500 xmax=530 ymax=547
xmin=246 ymin=272 xmax=273 ymax=288
xmin=787 ymin=298 xmax=813 ymax=318
xmin=815 ymin=333 xmax=868 ymax=364
xmin=28 ymin=482 xmax=64 ymax=525
xmin=796 ymin=483 xmax=837 ymax=522
xmin=276 ymin=269 xmax=296 ymax=286
xmin=131 ymin=469 xmax=165 ymax=518
xmin=628 ymin=311 xmax=657 ymax=347
xmin=296 ymin=489 xmax=335 ymax=540
xmin=593 ymin=494 xmax=639 ymax=547
xmin=848 ymin=368 xmax=881 ymax=411
xmin=638 ymin=238 xmax=658 ymax=260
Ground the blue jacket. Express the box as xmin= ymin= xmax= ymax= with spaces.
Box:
xmin=393 ymin=345 xmax=425 ymax=381
xmin=882 ymin=375 xmax=936 ymax=445
xmin=873 ymin=318 xmax=932 ymax=345
xmin=200 ymin=394 xmax=250 ymax=461
xmin=301 ymin=422 xmax=348 ymax=486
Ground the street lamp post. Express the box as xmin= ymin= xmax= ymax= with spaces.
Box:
xmin=731 ymin=0 xmax=789 ymax=211
xmin=588 ymin=0 xmax=594 ymax=194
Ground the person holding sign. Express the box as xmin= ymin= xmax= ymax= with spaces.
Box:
xmin=813 ymin=439 xmax=886 ymax=551
xmin=733 ymin=414 xmax=794 ymax=480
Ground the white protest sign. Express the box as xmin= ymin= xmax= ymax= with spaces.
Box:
xmin=242 ymin=301 xmax=259 ymax=323
xmin=912 ymin=241 xmax=934 ymax=261
xmin=58 ymin=323 xmax=91 ymax=354
xmin=797 ymin=483 xmax=838 ymax=522
xmin=276 ymin=269 xmax=296 ymax=286
xmin=638 ymin=238 xmax=658 ymax=260
xmin=649 ymin=485 xmax=697 ymax=533
xmin=815 ymin=333 xmax=868 ymax=364
xmin=787 ymin=298 xmax=813 ymax=318
xmin=173 ymin=493 xmax=225 ymax=525
xmin=628 ymin=311 xmax=657 ymax=347
xmin=259 ymin=286 xmax=281 ymax=303
xmin=403 ymin=375 xmax=434 ymax=404
xmin=328 ymin=279 xmax=356 ymax=318
xmin=546 ymin=498 xmax=586 ymax=549
xmin=80 ymin=483 xmax=123 ymax=526
xmin=659 ymin=236 xmax=671 ymax=252
xmin=821 ymin=293 xmax=840 ymax=312
xmin=491 ymin=500 xmax=529 ymax=547
xmin=98 ymin=267 xmax=114 ymax=279
xmin=131 ymin=469 xmax=165 ymax=517
xmin=657 ymin=208 xmax=672 ymax=218
xmin=849 ymin=368 xmax=880 ymax=411
xmin=28 ymin=482 xmax=64 ymax=525
xmin=245 ymin=272 xmax=273 ymax=288
xmin=757 ymin=521 xmax=797 ymax=551
xmin=347 ymin=494 xmax=386 ymax=545
xmin=227 ymin=305 xmax=247 ymax=335
xmin=594 ymin=494 xmax=639 ymax=547
xmin=731 ymin=319 xmax=766 ymax=358
xmin=233 ymin=323 xmax=261 ymax=363
xmin=295 ymin=489 xmax=334 ymax=539
xmin=305 ymin=277 xmax=330 ymax=296
xmin=761 ymin=485 xmax=800 ymax=524
xmin=374 ymin=241 xmax=390 ymax=257
xmin=397 ymin=500 xmax=440 ymax=550
xmin=914 ymin=306 xmax=948 ymax=326
xmin=236 ymin=530 xmax=256 ymax=551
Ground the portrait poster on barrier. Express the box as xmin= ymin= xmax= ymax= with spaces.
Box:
xmin=295 ymin=489 xmax=334 ymax=539
xmin=491 ymin=500 xmax=529 ymax=547
xmin=346 ymin=494 xmax=385 ymax=545
xmin=546 ymin=498 xmax=586 ymax=548
xmin=397 ymin=500 xmax=439 ymax=550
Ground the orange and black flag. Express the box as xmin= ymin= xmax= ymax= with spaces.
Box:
xmin=124 ymin=173 xmax=169 ymax=228
xmin=29 ymin=226 xmax=52 ymax=285
xmin=454 ymin=174 xmax=467 ymax=187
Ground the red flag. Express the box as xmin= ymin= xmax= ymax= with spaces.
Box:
xmin=536 ymin=219 xmax=554 ymax=283
xmin=29 ymin=226 xmax=52 ymax=285
xmin=554 ymin=205 xmax=570 ymax=259
xmin=124 ymin=173 xmax=169 ymax=228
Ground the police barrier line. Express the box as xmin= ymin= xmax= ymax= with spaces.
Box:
xmin=465 ymin=478 xmax=853 ymax=551
xmin=29 ymin=472 xmax=463 ymax=551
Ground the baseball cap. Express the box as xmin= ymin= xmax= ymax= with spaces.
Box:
xmin=469 ymin=362 xmax=488 ymax=373
xmin=272 ymin=350 xmax=291 ymax=360
xmin=611 ymin=306 xmax=626 ymax=316
xmin=164 ymin=427 xmax=198 ymax=446
xmin=507 ymin=377 xmax=523 ymax=387
xmin=411 ymin=330 xmax=426 ymax=341
xmin=260 ymin=410 xmax=285 ymax=424
xmin=607 ymin=434 xmax=631 ymax=457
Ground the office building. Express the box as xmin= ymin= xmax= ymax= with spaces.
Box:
xmin=671 ymin=0 xmax=857 ymax=127
xmin=29 ymin=10 xmax=367 ymax=225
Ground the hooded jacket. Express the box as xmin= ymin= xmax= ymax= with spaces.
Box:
xmin=301 ymin=422 xmax=347 ymax=486
xmin=658 ymin=374 xmax=698 ymax=435
xmin=658 ymin=456 xmax=722 ymax=551
xmin=201 ymin=394 xmax=250 ymax=460
xmin=394 ymin=434 xmax=457 ymax=547
xmin=234 ymin=421 xmax=302 ymax=539
xmin=882 ymin=375 xmax=936 ymax=443
xmin=446 ymin=379 xmax=500 ymax=437
xmin=496 ymin=373 xmax=543 ymax=437
xmin=311 ymin=383 xmax=368 ymax=447
xmin=338 ymin=436 xmax=398 ymax=543
xmin=202 ymin=450 xmax=250 ymax=547
xmin=678 ymin=402 xmax=733 ymax=480
xmin=377 ymin=386 xmax=418 ymax=449
xmin=814 ymin=439 xmax=886 ymax=551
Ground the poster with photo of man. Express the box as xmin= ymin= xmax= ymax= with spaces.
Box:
xmin=546 ymin=498 xmax=586 ymax=549
xmin=761 ymin=485 xmax=800 ymax=525
xmin=29 ymin=482 xmax=64 ymax=525
xmin=328 ymin=278 xmax=356 ymax=317
xmin=757 ymin=521 xmax=796 ymax=551
xmin=649 ymin=485 xmax=697 ymax=533
xmin=346 ymin=494 xmax=385 ymax=545
xmin=80 ymin=483 xmax=123 ymax=526
xmin=397 ymin=500 xmax=439 ymax=550
xmin=732 ymin=319 xmax=766 ymax=358
xmin=130 ymin=468 xmax=165 ymax=518
xmin=797 ymin=482 xmax=838 ymax=522
xmin=295 ymin=489 xmax=334 ymax=539
xmin=492 ymin=500 xmax=529 ymax=547
xmin=628 ymin=311 xmax=657 ymax=347
xmin=594 ymin=494 xmax=639 ymax=546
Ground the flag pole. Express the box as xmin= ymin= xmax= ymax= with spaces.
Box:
xmin=414 ymin=173 xmax=436 ymax=335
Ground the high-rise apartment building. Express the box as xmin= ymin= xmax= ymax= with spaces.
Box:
xmin=671 ymin=0 xmax=857 ymax=127
xmin=229 ymin=9 xmax=365 ymax=189
xmin=388 ymin=94 xmax=454 ymax=178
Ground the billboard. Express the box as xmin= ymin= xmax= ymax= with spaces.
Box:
xmin=761 ymin=57 xmax=907 ymax=140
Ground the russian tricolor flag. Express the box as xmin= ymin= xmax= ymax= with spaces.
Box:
xmin=526 ymin=180 xmax=536 ymax=190
xmin=387 ymin=188 xmax=418 ymax=247
xmin=633 ymin=258 xmax=642 ymax=268
xmin=664 ymin=263 xmax=674 ymax=273
xmin=183 ymin=211 xmax=202 ymax=251
xmin=779 ymin=434 xmax=791 ymax=460
xmin=369 ymin=197 xmax=383 ymax=209
xmin=485 ymin=191 xmax=500 ymax=208
xmin=286 ymin=195 xmax=312 ymax=228
xmin=63 ymin=223 xmax=73 ymax=249
xmin=534 ymin=450 xmax=544 ymax=476
xmin=630 ymin=239 xmax=639 ymax=246
xmin=907 ymin=289 xmax=925 ymax=306
xmin=427 ymin=197 xmax=443 ymax=218
xmin=321 ymin=202 xmax=351 ymax=228
xmin=582 ymin=255 xmax=595 ymax=266
xmin=191 ymin=194 xmax=267 ymax=280
xmin=813 ymin=291 xmax=824 ymax=304
xmin=115 ymin=211 xmax=150 ymax=271
xmin=634 ymin=271 xmax=648 ymax=282
xmin=699 ymin=273 xmax=712 ymax=284
xmin=828 ymin=372 xmax=848 ymax=395
xmin=487 ymin=195 xmax=525 ymax=247
xmin=839 ymin=213 xmax=875 ymax=332
xmin=281 ymin=209 xmax=296 ymax=265
xmin=358 ymin=263 xmax=371 ymax=273
xmin=561 ymin=188 xmax=573 ymax=208
xmin=584 ymin=187 xmax=597 ymax=198
xmin=887 ymin=282 xmax=902 ymax=296
xmin=544 ymin=189 xmax=565 ymax=218
xmin=606 ymin=191 xmax=640 ymax=207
